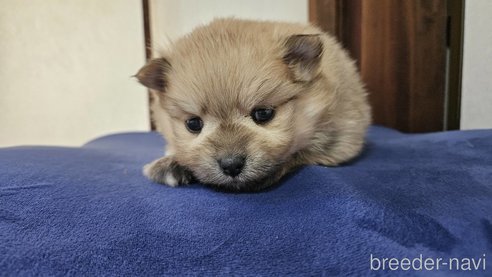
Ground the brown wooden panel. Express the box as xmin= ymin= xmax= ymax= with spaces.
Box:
xmin=360 ymin=0 xmax=447 ymax=132
xmin=309 ymin=0 xmax=340 ymax=37
xmin=310 ymin=0 xmax=361 ymax=65
xmin=339 ymin=0 xmax=362 ymax=67
xmin=310 ymin=0 xmax=448 ymax=133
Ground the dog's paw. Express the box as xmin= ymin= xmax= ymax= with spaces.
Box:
xmin=143 ymin=157 xmax=193 ymax=187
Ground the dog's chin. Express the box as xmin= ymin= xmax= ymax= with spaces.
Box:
xmin=210 ymin=174 xmax=277 ymax=192
xmin=190 ymin=163 xmax=282 ymax=192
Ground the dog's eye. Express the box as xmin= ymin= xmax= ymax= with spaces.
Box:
xmin=185 ymin=117 xmax=203 ymax=133
xmin=251 ymin=108 xmax=275 ymax=124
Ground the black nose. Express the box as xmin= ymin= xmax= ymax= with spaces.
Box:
xmin=218 ymin=155 xmax=246 ymax=177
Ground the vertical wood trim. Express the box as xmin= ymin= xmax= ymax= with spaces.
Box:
xmin=340 ymin=0 xmax=362 ymax=67
xmin=142 ymin=0 xmax=152 ymax=61
xmin=446 ymin=0 xmax=464 ymax=130
xmin=309 ymin=0 xmax=362 ymax=67
xmin=309 ymin=0 xmax=340 ymax=37
xmin=142 ymin=0 xmax=155 ymax=130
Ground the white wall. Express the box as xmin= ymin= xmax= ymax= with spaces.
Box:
xmin=461 ymin=0 xmax=492 ymax=129
xmin=0 ymin=0 xmax=149 ymax=147
xmin=150 ymin=0 xmax=308 ymax=54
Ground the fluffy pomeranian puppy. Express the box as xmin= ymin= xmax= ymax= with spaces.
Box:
xmin=136 ymin=18 xmax=371 ymax=191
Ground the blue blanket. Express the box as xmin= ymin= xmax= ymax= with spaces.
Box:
xmin=1 ymin=126 xmax=491 ymax=276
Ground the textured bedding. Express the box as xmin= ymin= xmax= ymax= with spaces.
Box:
xmin=1 ymin=126 xmax=491 ymax=276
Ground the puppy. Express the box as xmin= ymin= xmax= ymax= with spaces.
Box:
xmin=136 ymin=18 xmax=371 ymax=191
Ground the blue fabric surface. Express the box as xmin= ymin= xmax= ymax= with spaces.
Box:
xmin=1 ymin=126 xmax=491 ymax=276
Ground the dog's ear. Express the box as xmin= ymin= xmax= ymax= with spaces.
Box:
xmin=135 ymin=58 xmax=171 ymax=92
xmin=282 ymin=34 xmax=323 ymax=82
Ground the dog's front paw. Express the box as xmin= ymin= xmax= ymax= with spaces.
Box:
xmin=143 ymin=156 xmax=193 ymax=187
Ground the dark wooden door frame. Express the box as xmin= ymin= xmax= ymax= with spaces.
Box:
xmin=446 ymin=0 xmax=464 ymax=130
xmin=309 ymin=0 xmax=464 ymax=132
xmin=309 ymin=0 xmax=362 ymax=67
xmin=142 ymin=0 xmax=156 ymax=130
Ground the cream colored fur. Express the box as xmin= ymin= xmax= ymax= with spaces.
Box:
xmin=137 ymin=18 xmax=371 ymax=191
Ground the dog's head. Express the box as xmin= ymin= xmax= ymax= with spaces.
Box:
xmin=136 ymin=20 xmax=325 ymax=190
